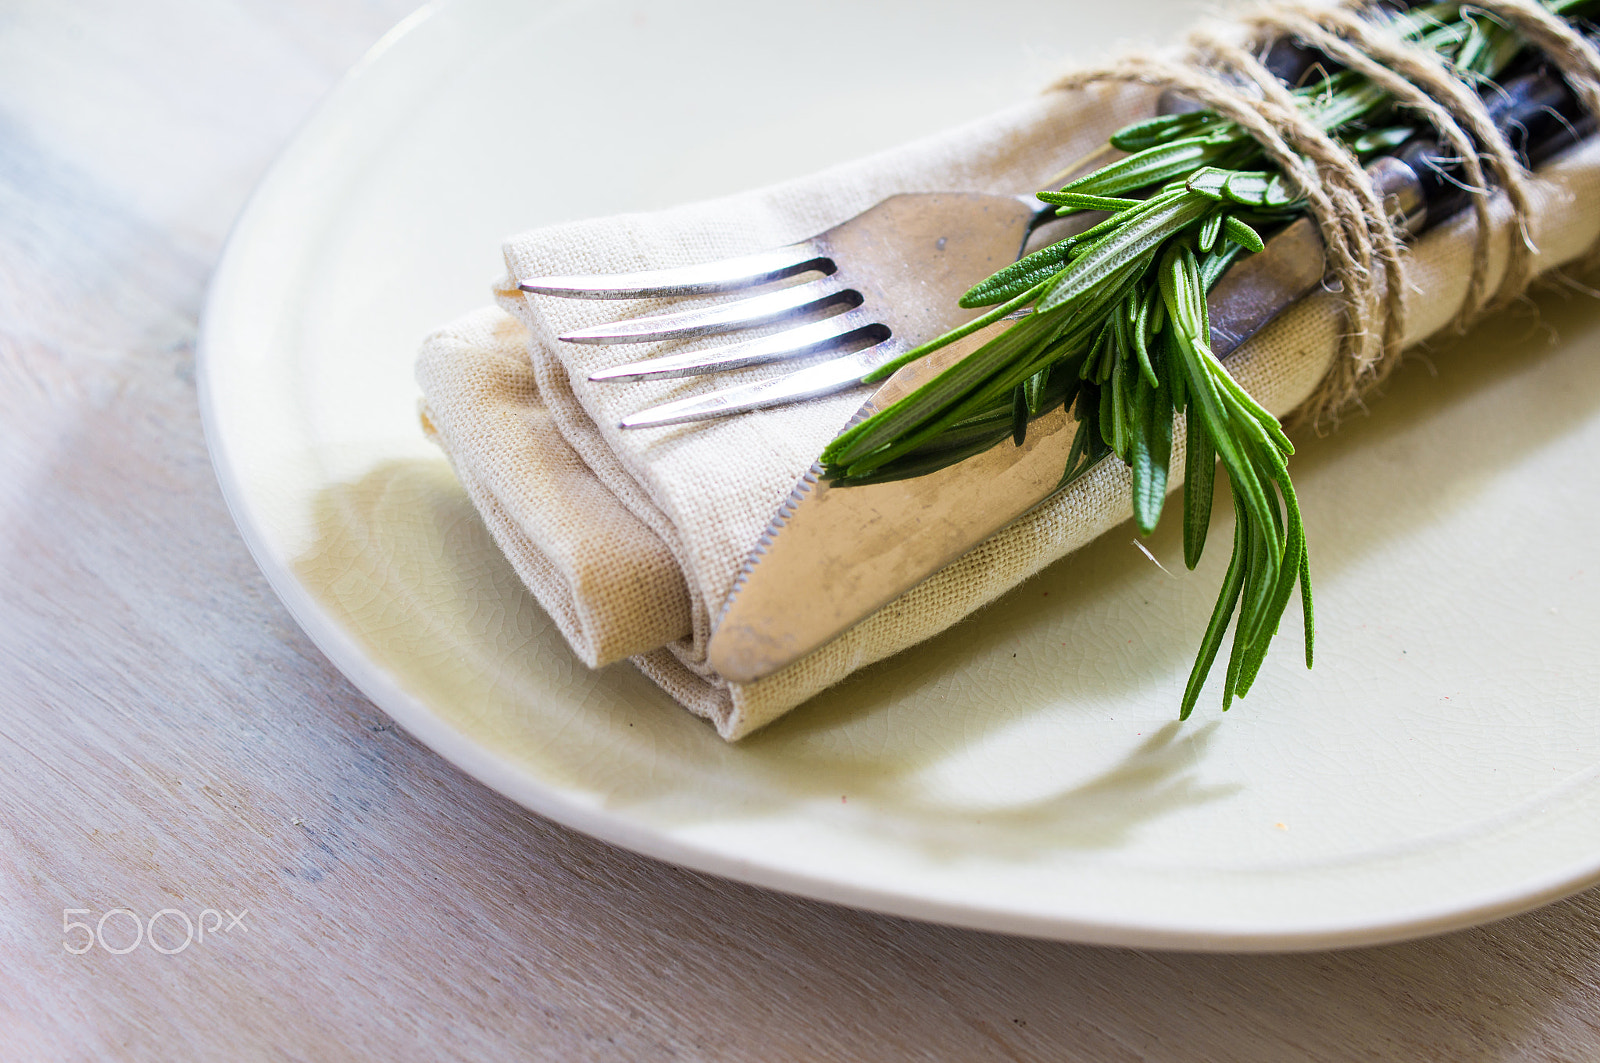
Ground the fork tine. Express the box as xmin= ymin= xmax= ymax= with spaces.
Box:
xmin=560 ymin=277 xmax=859 ymax=346
xmin=587 ymin=310 xmax=888 ymax=382
xmin=618 ymin=345 xmax=897 ymax=429
xmin=519 ymin=242 xmax=829 ymax=299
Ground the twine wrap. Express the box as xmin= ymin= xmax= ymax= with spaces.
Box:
xmin=1056 ymin=0 xmax=1600 ymax=427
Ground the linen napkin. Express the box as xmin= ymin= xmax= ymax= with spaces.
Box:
xmin=416 ymin=81 xmax=1600 ymax=740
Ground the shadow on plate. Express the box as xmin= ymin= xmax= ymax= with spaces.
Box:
xmin=292 ymin=279 xmax=1600 ymax=857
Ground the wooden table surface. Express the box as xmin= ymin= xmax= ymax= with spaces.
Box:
xmin=7 ymin=2 xmax=1600 ymax=1059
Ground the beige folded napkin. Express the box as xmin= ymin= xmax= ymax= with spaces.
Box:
xmin=416 ymin=81 xmax=1600 ymax=740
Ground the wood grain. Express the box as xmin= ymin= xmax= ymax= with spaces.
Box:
xmin=5 ymin=2 xmax=1600 ymax=1060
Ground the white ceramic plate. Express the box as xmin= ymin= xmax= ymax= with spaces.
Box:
xmin=200 ymin=0 xmax=1600 ymax=950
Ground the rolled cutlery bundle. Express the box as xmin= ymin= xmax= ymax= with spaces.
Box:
xmin=417 ymin=0 xmax=1600 ymax=739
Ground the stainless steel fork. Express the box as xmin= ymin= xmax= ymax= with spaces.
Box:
xmin=518 ymin=192 xmax=1059 ymax=429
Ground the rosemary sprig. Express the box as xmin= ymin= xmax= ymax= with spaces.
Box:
xmin=819 ymin=0 xmax=1592 ymax=718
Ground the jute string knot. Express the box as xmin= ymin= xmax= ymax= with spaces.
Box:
xmin=1053 ymin=0 xmax=1600 ymax=428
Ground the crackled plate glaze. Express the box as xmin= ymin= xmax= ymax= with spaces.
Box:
xmin=200 ymin=0 xmax=1600 ymax=950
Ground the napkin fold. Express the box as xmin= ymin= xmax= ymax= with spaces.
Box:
xmin=416 ymin=82 xmax=1600 ymax=740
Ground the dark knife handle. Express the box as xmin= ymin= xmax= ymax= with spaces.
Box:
xmin=1206 ymin=51 xmax=1597 ymax=358
xmin=1396 ymin=59 xmax=1596 ymax=231
xmin=1213 ymin=16 xmax=1596 ymax=230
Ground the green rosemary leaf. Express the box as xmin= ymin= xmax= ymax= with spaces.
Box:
xmin=833 ymin=437 xmax=1001 ymax=485
xmin=935 ymin=404 xmax=1014 ymax=438
xmin=1199 ymin=210 xmax=1224 ymax=253
xmin=1080 ymin=318 xmax=1108 ymax=381
xmin=1220 ymin=170 xmax=1284 ymax=207
xmin=1053 ymin=363 xmax=1084 ymax=416
xmin=861 ymin=276 xmax=1052 ymax=384
xmin=1204 ymin=346 xmax=1294 ymax=454
xmin=1223 ymin=172 xmax=1299 ymax=210
xmin=1158 ymin=243 xmax=1203 ymax=338
xmin=1034 ymin=190 xmax=1144 ymax=212
xmin=1208 ymin=385 xmax=1286 ymax=647
xmin=1058 ymin=249 xmax=1161 ymax=337
xmin=1104 ymin=357 xmax=1124 ymax=457
xmin=828 ymin=306 xmax=1063 ymax=466
xmin=1299 ymin=539 xmax=1315 ymax=668
xmin=1146 ymin=278 xmax=1168 ymax=335
xmin=1234 ymin=485 xmax=1280 ymax=656
xmin=1011 ymin=383 xmax=1028 ymax=446
xmin=1164 ymin=261 xmax=1281 ymax=630
xmin=1127 ymin=290 xmax=1158 ymax=388
xmin=1305 ymin=75 xmax=1391 ymax=133
xmin=867 ymin=367 xmax=1082 ymax=480
xmin=1037 ymin=192 xmax=1212 ymax=313
xmin=1222 ymin=215 xmax=1265 ymax=253
xmin=1181 ymin=497 xmax=1248 ymax=721
xmin=846 ymin=318 xmax=1092 ymax=479
xmin=1182 ymin=404 xmax=1216 ymax=570
xmin=1068 ymin=426 xmax=1112 ymax=486
xmin=1452 ymin=10 xmax=1523 ymax=80
xmin=1058 ymin=198 xmax=1152 ymax=244
xmin=1186 ymin=166 xmax=1231 ymax=200
xmin=1350 ymin=125 xmax=1415 ymax=156
xmin=1198 ymin=240 xmax=1248 ymax=290
xmin=1129 ymin=369 xmax=1172 ymax=535
xmin=960 ymin=243 xmax=1076 ymax=307
xmin=1072 ymin=184 xmax=1186 ymax=235
xmin=1109 ymin=110 xmax=1220 ymax=152
xmin=1148 ymin=372 xmax=1174 ymax=505
xmin=1123 ymin=359 xmax=1142 ymax=460
xmin=1025 ymin=365 xmax=1049 ymax=415
xmin=1236 ymin=478 xmax=1308 ymax=694
xmin=1194 ymin=245 xmax=1215 ymax=338
xmin=1059 ymin=136 xmax=1238 ymax=198
xmin=830 ymin=372 xmax=1090 ymax=484
xmin=1221 ymin=524 xmax=1255 ymax=709
xmin=1163 ymin=321 xmax=1186 ymax=411
xmin=1128 ymin=379 xmax=1154 ymax=529
xmin=962 ymin=189 xmax=1183 ymax=309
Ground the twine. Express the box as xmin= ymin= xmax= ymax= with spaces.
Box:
xmin=1052 ymin=0 xmax=1600 ymax=428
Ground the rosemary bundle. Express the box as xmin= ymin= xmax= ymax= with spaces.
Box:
xmin=819 ymin=0 xmax=1594 ymax=717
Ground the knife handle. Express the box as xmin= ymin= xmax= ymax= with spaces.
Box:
xmin=1393 ymin=59 xmax=1596 ymax=230
xmin=1207 ymin=40 xmax=1598 ymax=356
xmin=1202 ymin=22 xmax=1596 ymax=230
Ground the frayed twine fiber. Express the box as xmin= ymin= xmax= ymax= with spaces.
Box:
xmin=1052 ymin=0 xmax=1600 ymax=429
